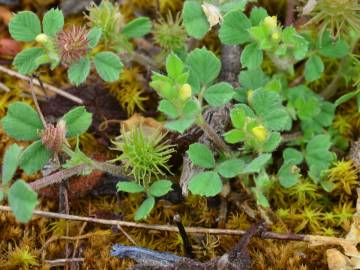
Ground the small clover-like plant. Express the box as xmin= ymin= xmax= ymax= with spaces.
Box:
xmin=1 ymin=102 xmax=92 ymax=174
xmin=112 ymin=127 xmax=175 ymax=220
xmin=9 ymin=8 xmax=124 ymax=85
xmin=0 ymin=144 xmax=38 ymax=223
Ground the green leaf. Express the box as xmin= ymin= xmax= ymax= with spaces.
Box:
xmin=305 ymin=134 xmax=335 ymax=182
xmin=251 ymin=188 xmax=269 ymax=207
xmin=283 ymin=148 xmax=303 ymax=164
xmin=182 ymin=100 xmax=201 ymax=118
xmin=68 ymin=57 xmax=90 ymax=86
xmin=9 ymin=11 xmax=41 ymax=41
xmin=189 ymin=171 xmax=222 ymax=197
xmin=241 ymin=43 xmax=263 ymax=69
xmin=148 ymin=180 xmax=172 ymax=197
xmin=278 ymin=162 xmax=300 ymax=188
xmin=243 ymin=153 xmax=271 ymax=174
xmin=165 ymin=118 xmax=194 ymax=133
xmin=62 ymin=106 xmax=92 ymax=137
xmin=93 ymin=52 xmax=123 ymax=82
xmin=116 ymin=181 xmax=145 ymax=193
xmin=262 ymin=132 xmax=281 ymax=152
xmin=42 ymin=8 xmax=64 ymax=37
xmin=122 ymin=17 xmax=152 ymax=38
xmin=250 ymin=7 xmax=268 ymax=26
xmin=230 ymin=107 xmax=246 ymax=128
xmin=204 ymin=82 xmax=234 ymax=106
xmin=1 ymin=102 xmax=43 ymax=141
xmin=238 ymin=68 xmax=269 ymax=90
xmin=219 ymin=10 xmax=251 ymax=45
xmin=87 ymin=27 xmax=102 ymax=48
xmin=186 ymin=48 xmax=221 ymax=86
xmin=13 ymin=47 xmax=45 ymax=75
xmin=252 ymin=90 xmax=291 ymax=131
xmin=188 ymin=143 xmax=215 ymax=169
xmin=166 ymin=53 xmax=184 ymax=79
xmin=2 ymin=144 xmax=22 ymax=186
xmin=182 ymin=1 xmax=209 ymax=39
xmin=134 ymin=196 xmax=155 ymax=221
xmin=305 ymin=55 xmax=324 ymax=82
xmin=158 ymin=100 xmax=179 ymax=119
xmin=8 ymin=179 xmax=37 ymax=223
xmin=224 ymin=129 xmax=245 ymax=144
xmin=19 ymin=140 xmax=52 ymax=175
xmin=217 ymin=159 xmax=244 ymax=178
xmin=319 ymin=32 xmax=349 ymax=58
xmin=0 ymin=190 xmax=3 ymax=202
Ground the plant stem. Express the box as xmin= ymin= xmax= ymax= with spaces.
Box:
xmin=29 ymin=78 xmax=47 ymax=127
xmin=198 ymin=118 xmax=230 ymax=154
xmin=0 ymin=65 xmax=83 ymax=104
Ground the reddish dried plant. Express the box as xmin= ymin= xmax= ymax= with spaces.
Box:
xmin=40 ymin=120 xmax=68 ymax=153
xmin=56 ymin=25 xmax=89 ymax=65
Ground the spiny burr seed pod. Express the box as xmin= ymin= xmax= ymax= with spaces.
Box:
xmin=56 ymin=25 xmax=89 ymax=66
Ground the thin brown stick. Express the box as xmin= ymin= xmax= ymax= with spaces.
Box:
xmin=44 ymin=258 xmax=84 ymax=267
xmin=0 ymin=65 xmax=83 ymax=104
xmin=199 ymin=121 xmax=230 ymax=154
xmin=29 ymin=78 xmax=47 ymax=127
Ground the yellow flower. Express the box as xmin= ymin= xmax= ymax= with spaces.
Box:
xmin=251 ymin=125 xmax=268 ymax=142
xmin=179 ymin=83 xmax=192 ymax=100
xmin=271 ymin=31 xmax=281 ymax=42
xmin=35 ymin=33 xmax=49 ymax=44
xmin=263 ymin=16 xmax=278 ymax=31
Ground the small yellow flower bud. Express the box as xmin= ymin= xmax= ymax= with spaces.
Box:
xmin=263 ymin=16 xmax=277 ymax=31
xmin=179 ymin=83 xmax=192 ymax=100
xmin=271 ymin=31 xmax=281 ymax=42
xmin=247 ymin=90 xmax=254 ymax=105
xmin=251 ymin=125 xmax=268 ymax=142
xmin=35 ymin=33 xmax=49 ymax=44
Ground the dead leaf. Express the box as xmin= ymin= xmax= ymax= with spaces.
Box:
xmin=327 ymin=249 xmax=352 ymax=270
xmin=0 ymin=38 xmax=22 ymax=57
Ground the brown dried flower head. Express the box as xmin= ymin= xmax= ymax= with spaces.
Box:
xmin=40 ymin=120 xmax=68 ymax=153
xmin=56 ymin=25 xmax=89 ymax=65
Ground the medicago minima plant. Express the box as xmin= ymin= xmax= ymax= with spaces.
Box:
xmin=1 ymin=0 xmax=360 ymax=222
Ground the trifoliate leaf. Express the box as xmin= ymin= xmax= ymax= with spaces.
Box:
xmin=188 ymin=143 xmax=215 ymax=169
xmin=116 ymin=182 xmax=145 ymax=193
xmin=217 ymin=159 xmax=244 ymax=178
xmin=87 ymin=27 xmax=102 ymax=48
xmin=2 ymin=144 xmax=22 ymax=186
xmin=305 ymin=55 xmax=324 ymax=82
xmin=1 ymin=102 xmax=43 ymax=141
xmin=243 ymin=153 xmax=271 ymax=174
xmin=9 ymin=11 xmax=41 ymax=41
xmin=62 ymin=106 xmax=92 ymax=137
xmin=19 ymin=140 xmax=52 ymax=175
xmin=93 ymin=52 xmax=123 ymax=82
xmin=68 ymin=57 xmax=90 ymax=86
xmin=219 ymin=10 xmax=251 ymax=45
xmin=183 ymin=1 xmax=209 ymax=39
xmin=8 ymin=179 xmax=37 ymax=223
xmin=186 ymin=48 xmax=221 ymax=86
xmin=122 ymin=17 xmax=152 ymax=38
xmin=189 ymin=171 xmax=222 ymax=197
xmin=204 ymin=82 xmax=234 ymax=106
xmin=241 ymin=43 xmax=263 ymax=69
xmin=13 ymin=47 xmax=45 ymax=75
xmin=148 ymin=180 xmax=173 ymax=197
xmin=252 ymin=90 xmax=292 ymax=131
xmin=42 ymin=8 xmax=64 ymax=37
xmin=134 ymin=196 xmax=155 ymax=221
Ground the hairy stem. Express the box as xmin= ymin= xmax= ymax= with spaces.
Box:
xmin=198 ymin=119 xmax=230 ymax=154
